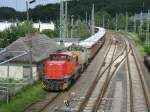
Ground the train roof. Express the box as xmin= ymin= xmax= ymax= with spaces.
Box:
xmin=79 ymin=27 xmax=106 ymax=48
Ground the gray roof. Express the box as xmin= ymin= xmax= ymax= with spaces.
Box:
xmin=0 ymin=33 xmax=63 ymax=63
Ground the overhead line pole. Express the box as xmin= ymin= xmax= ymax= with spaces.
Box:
xmin=139 ymin=11 xmax=143 ymax=35
xmin=125 ymin=12 xmax=128 ymax=32
xmin=146 ymin=10 xmax=150 ymax=45
xmin=26 ymin=0 xmax=33 ymax=80
xmin=60 ymin=0 xmax=65 ymax=44
xmin=65 ymin=1 xmax=68 ymax=38
xmin=86 ymin=11 xmax=88 ymax=24
xmin=91 ymin=4 xmax=95 ymax=35
xmin=71 ymin=15 xmax=74 ymax=39
xmin=134 ymin=14 xmax=136 ymax=33
xmin=103 ymin=15 xmax=105 ymax=28
xmin=115 ymin=14 xmax=118 ymax=31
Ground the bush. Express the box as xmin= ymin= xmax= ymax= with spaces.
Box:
xmin=0 ymin=21 xmax=37 ymax=48
xmin=144 ymin=46 xmax=150 ymax=55
xmin=72 ymin=19 xmax=90 ymax=39
xmin=42 ymin=29 xmax=59 ymax=38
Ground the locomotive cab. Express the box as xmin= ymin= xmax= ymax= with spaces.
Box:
xmin=42 ymin=53 xmax=77 ymax=91
xmin=44 ymin=53 xmax=77 ymax=79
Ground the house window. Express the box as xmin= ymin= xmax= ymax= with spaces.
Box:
xmin=23 ymin=66 xmax=30 ymax=79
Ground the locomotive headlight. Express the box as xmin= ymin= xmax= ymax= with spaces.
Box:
xmin=64 ymin=75 xmax=69 ymax=79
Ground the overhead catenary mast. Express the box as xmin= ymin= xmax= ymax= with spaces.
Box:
xmin=71 ymin=15 xmax=74 ymax=39
xmin=86 ymin=11 xmax=88 ymax=24
xmin=146 ymin=10 xmax=150 ymax=45
xmin=103 ymin=15 xmax=105 ymax=28
xmin=60 ymin=0 xmax=64 ymax=43
xmin=133 ymin=13 xmax=136 ymax=33
xmin=65 ymin=1 xmax=68 ymax=38
xmin=115 ymin=14 xmax=118 ymax=31
xmin=88 ymin=15 xmax=91 ymax=26
xmin=125 ymin=12 xmax=128 ymax=32
xmin=139 ymin=11 xmax=143 ymax=35
xmin=60 ymin=0 xmax=68 ymax=43
xmin=91 ymin=4 xmax=95 ymax=35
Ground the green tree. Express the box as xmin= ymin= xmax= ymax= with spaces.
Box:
xmin=95 ymin=11 xmax=111 ymax=27
xmin=0 ymin=21 xmax=37 ymax=47
xmin=72 ymin=19 xmax=90 ymax=39
xmin=42 ymin=29 xmax=59 ymax=38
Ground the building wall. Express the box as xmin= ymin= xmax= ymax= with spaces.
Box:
xmin=0 ymin=64 xmax=38 ymax=80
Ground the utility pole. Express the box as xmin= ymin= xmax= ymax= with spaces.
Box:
xmin=134 ymin=14 xmax=136 ymax=33
xmin=71 ymin=15 xmax=74 ymax=39
xmin=103 ymin=15 xmax=105 ymax=28
xmin=26 ymin=1 xmax=29 ymax=21
xmin=91 ymin=4 xmax=95 ymax=35
xmin=125 ymin=12 xmax=128 ymax=32
xmin=26 ymin=0 xmax=35 ymax=80
xmin=115 ymin=14 xmax=118 ymax=31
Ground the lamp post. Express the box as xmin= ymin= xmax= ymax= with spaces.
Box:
xmin=26 ymin=1 xmax=29 ymax=22
xmin=25 ymin=0 xmax=36 ymax=80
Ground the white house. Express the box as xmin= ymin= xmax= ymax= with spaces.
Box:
xmin=33 ymin=22 xmax=55 ymax=32
xmin=0 ymin=21 xmax=55 ymax=32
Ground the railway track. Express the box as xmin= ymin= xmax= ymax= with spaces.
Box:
xmin=91 ymin=40 xmax=130 ymax=112
xmin=23 ymin=34 xmax=150 ymax=112
xmin=77 ymin=37 xmax=128 ymax=112
xmin=126 ymin=42 xmax=134 ymax=112
xmin=77 ymin=37 xmax=114 ymax=112
xmin=24 ymin=93 xmax=60 ymax=112
xmin=126 ymin=43 xmax=150 ymax=112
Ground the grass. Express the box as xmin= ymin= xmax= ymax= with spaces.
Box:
xmin=0 ymin=81 xmax=46 ymax=112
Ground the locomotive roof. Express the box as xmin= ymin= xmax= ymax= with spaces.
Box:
xmin=0 ymin=33 xmax=63 ymax=63
xmin=49 ymin=52 xmax=76 ymax=58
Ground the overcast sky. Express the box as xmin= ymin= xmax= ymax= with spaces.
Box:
xmin=0 ymin=0 xmax=60 ymax=11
